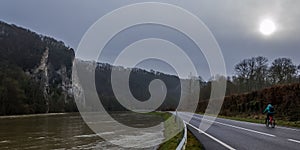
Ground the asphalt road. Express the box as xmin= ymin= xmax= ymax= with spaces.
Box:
xmin=176 ymin=112 xmax=300 ymax=150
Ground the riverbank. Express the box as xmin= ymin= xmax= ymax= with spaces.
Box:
xmin=0 ymin=113 xmax=70 ymax=119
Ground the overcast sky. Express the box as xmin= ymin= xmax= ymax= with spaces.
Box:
xmin=1 ymin=0 xmax=300 ymax=79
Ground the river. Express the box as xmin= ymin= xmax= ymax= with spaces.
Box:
xmin=0 ymin=113 xmax=164 ymax=150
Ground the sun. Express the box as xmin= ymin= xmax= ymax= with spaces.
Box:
xmin=259 ymin=19 xmax=276 ymax=36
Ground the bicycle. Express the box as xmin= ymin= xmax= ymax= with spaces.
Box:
xmin=265 ymin=115 xmax=276 ymax=128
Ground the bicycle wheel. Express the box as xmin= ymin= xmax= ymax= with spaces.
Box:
xmin=271 ymin=120 xmax=275 ymax=128
xmin=265 ymin=119 xmax=269 ymax=127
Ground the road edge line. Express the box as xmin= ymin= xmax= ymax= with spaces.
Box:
xmin=185 ymin=121 xmax=236 ymax=150
xmin=186 ymin=113 xmax=276 ymax=137
xmin=213 ymin=120 xmax=276 ymax=137
xmin=288 ymin=139 xmax=300 ymax=144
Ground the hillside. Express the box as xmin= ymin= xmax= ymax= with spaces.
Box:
xmin=73 ymin=60 xmax=182 ymax=111
xmin=0 ymin=21 xmax=184 ymax=115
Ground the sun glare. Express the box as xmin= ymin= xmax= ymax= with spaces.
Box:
xmin=259 ymin=19 xmax=276 ymax=36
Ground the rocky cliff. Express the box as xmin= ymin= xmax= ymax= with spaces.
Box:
xmin=0 ymin=21 xmax=76 ymax=115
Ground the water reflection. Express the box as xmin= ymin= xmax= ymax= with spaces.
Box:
xmin=0 ymin=113 xmax=163 ymax=149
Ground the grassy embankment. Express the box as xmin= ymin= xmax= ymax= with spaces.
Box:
xmin=186 ymin=130 xmax=204 ymax=150
xmin=155 ymin=112 xmax=203 ymax=150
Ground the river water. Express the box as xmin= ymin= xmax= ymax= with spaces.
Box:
xmin=0 ymin=113 xmax=164 ymax=150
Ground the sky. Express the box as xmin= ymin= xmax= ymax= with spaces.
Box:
xmin=1 ymin=0 xmax=300 ymax=80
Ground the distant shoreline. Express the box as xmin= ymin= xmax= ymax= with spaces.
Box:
xmin=0 ymin=111 xmax=138 ymax=119
xmin=0 ymin=112 xmax=72 ymax=119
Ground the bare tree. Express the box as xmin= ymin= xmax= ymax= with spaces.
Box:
xmin=252 ymin=56 xmax=269 ymax=89
xmin=234 ymin=56 xmax=268 ymax=92
xmin=269 ymin=58 xmax=297 ymax=84
xmin=297 ymin=65 xmax=300 ymax=83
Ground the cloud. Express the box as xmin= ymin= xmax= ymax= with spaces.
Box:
xmin=0 ymin=0 xmax=299 ymax=78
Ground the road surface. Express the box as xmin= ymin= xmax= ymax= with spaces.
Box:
xmin=176 ymin=112 xmax=300 ymax=150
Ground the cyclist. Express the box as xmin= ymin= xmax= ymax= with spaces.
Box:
xmin=263 ymin=103 xmax=275 ymax=123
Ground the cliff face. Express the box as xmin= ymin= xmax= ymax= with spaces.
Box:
xmin=0 ymin=21 xmax=76 ymax=115
xmin=33 ymin=47 xmax=50 ymax=113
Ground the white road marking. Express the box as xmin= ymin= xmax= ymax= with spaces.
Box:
xmin=277 ymin=126 xmax=300 ymax=132
xmin=212 ymin=120 xmax=276 ymax=137
xmin=182 ymin=113 xmax=276 ymax=137
xmin=211 ymin=115 xmax=300 ymax=132
xmin=177 ymin=112 xmax=300 ymax=148
xmin=188 ymin=113 xmax=300 ymax=132
xmin=185 ymin=121 xmax=236 ymax=150
xmin=288 ymin=139 xmax=300 ymax=144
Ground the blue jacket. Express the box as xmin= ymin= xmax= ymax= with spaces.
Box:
xmin=263 ymin=104 xmax=274 ymax=114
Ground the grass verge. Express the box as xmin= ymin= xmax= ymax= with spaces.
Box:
xmin=157 ymin=112 xmax=183 ymax=150
xmin=185 ymin=130 xmax=204 ymax=150
xmin=155 ymin=112 xmax=204 ymax=150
